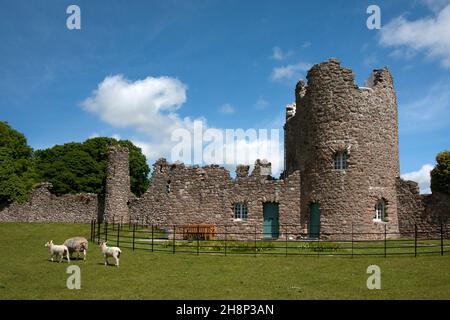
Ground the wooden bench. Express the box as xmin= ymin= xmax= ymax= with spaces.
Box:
xmin=178 ymin=224 xmax=217 ymax=240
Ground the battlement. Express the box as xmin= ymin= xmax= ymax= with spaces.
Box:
xmin=152 ymin=158 xmax=274 ymax=180
xmin=287 ymin=58 xmax=395 ymax=123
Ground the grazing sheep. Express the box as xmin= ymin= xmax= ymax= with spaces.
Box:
xmin=99 ymin=242 xmax=121 ymax=267
xmin=45 ymin=240 xmax=70 ymax=263
xmin=64 ymin=237 xmax=88 ymax=261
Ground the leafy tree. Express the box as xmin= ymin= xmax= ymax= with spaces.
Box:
xmin=35 ymin=137 xmax=150 ymax=197
xmin=0 ymin=121 xmax=37 ymax=203
xmin=431 ymin=150 xmax=450 ymax=194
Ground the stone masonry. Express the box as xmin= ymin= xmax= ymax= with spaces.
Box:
xmin=104 ymin=145 xmax=131 ymax=224
xmin=129 ymin=159 xmax=302 ymax=239
xmin=285 ymin=58 xmax=400 ymax=238
xmin=0 ymin=58 xmax=448 ymax=240
xmin=0 ymin=182 xmax=99 ymax=223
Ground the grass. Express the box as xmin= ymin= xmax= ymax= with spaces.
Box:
xmin=0 ymin=223 xmax=449 ymax=299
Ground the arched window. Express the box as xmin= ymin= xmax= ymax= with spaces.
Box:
xmin=374 ymin=200 xmax=385 ymax=221
xmin=234 ymin=203 xmax=248 ymax=220
xmin=334 ymin=151 xmax=348 ymax=170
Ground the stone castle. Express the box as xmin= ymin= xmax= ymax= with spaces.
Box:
xmin=1 ymin=59 xmax=448 ymax=239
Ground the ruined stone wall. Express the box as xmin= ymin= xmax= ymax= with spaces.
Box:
xmin=0 ymin=183 xmax=99 ymax=223
xmin=130 ymin=159 xmax=302 ymax=239
xmin=104 ymin=145 xmax=130 ymax=224
xmin=284 ymin=58 xmax=400 ymax=238
xmin=397 ymin=178 xmax=450 ymax=237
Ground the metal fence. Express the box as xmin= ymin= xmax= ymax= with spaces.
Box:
xmin=90 ymin=220 xmax=450 ymax=257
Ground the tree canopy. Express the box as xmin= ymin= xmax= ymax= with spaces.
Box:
xmin=0 ymin=121 xmax=37 ymax=203
xmin=430 ymin=150 xmax=450 ymax=194
xmin=35 ymin=137 xmax=150 ymax=197
xmin=0 ymin=121 xmax=150 ymax=203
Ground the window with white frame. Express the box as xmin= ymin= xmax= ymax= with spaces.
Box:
xmin=234 ymin=203 xmax=248 ymax=220
xmin=374 ymin=200 xmax=386 ymax=221
xmin=334 ymin=151 xmax=348 ymax=170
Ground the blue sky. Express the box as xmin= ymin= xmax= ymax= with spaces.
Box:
xmin=0 ymin=0 xmax=449 ymax=192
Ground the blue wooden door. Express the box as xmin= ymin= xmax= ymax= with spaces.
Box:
xmin=263 ymin=202 xmax=279 ymax=239
xmin=309 ymin=202 xmax=320 ymax=238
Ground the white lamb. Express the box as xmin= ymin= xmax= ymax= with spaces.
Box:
xmin=45 ymin=240 xmax=70 ymax=263
xmin=100 ymin=242 xmax=121 ymax=267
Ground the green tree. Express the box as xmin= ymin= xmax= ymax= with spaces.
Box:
xmin=35 ymin=137 xmax=150 ymax=197
xmin=431 ymin=150 xmax=450 ymax=194
xmin=0 ymin=121 xmax=37 ymax=203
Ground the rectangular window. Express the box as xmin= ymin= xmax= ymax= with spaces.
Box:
xmin=234 ymin=203 xmax=248 ymax=220
xmin=334 ymin=152 xmax=348 ymax=170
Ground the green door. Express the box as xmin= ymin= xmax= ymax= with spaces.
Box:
xmin=263 ymin=202 xmax=279 ymax=239
xmin=309 ymin=202 xmax=320 ymax=238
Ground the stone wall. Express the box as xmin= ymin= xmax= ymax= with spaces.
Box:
xmin=104 ymin=145 xmax=131 ymax=223
xmin=130 ymin=159 xmax=302 ymax=240
xmin=0 ymin=183 xmax=99 ymax=223
xmin=284 ymin=58 xmax=400 ymax=239
xmin=397 ymin=178 xmax=450 ymax=237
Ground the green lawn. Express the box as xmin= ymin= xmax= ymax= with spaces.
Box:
xmin=0 ymin=223 xmax=449 ymax=299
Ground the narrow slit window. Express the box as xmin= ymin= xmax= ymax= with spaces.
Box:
xmin=374 ymin=200 xmax=385 ymax=221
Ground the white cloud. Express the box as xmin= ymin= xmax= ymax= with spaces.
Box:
xmin=379 ymin=5 xmax=450 ymax=67
xmin=399 ymin=81 xmax=450 ymax=133
xmin=81 ymin=75 xmax=284 ymax=175
xmin=218 ymin=103 xmax=235 ymax=115
xmin=401 ymin=164 xmax=434 ymax=194
xmin=271 ymin=62 xmax=311 ymax=81
xmin=81 ymin=74 xmax=199 ymax=160
xmin=82 ymin=75 xmax=187 ymax=129
xmin=111 ymin=134 xmax=121 ymax=141
xmin=271 ymin=46 xmax=293 ymax=61
xmin=422 ymin=0 xmax=450 ymax=12
xmin=88 ymin=132 xmax=99 ymax=139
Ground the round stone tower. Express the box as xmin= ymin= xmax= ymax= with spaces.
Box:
xmin=284 ymin=58 xmax=400 ymax=238
xmin=104 ymin=145 xmax=130 ymax=224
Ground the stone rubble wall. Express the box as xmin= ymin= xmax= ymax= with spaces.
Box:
xmin=0 ymin=182 xmax=99 ymax=223
xmin=129 ymin=159 xmax=302 ymax=240
xmin=397 ymin=178 xmax=450 ymax=237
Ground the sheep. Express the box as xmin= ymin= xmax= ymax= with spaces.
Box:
xmin=99 ymin=242 xmax=121 ymax=267
xmin=64 ymin=237 xmax=88 ymax=261
xmin=45 ymin=240 xmax=70 ymax=263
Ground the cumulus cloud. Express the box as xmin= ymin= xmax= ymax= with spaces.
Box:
xmin=218 ymin=103 xmax=235 ymax=115
xmin=81 ymin=75 xmax=284 ymax=175
xmin=379 ymin=4 xmax=450 ymax=67
xmin=401 ymin=164 xmax=434 ymax=194
xmin=82 ymin=75 xmax=187 ymax=129
xmin=271 ymin=46 xmax=293 ymax=60
xmin=271 ymin=62 xmax=311 ymax=81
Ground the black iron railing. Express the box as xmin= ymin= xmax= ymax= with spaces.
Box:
xmin=90 ymin=220 xmax=449 ymax=257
